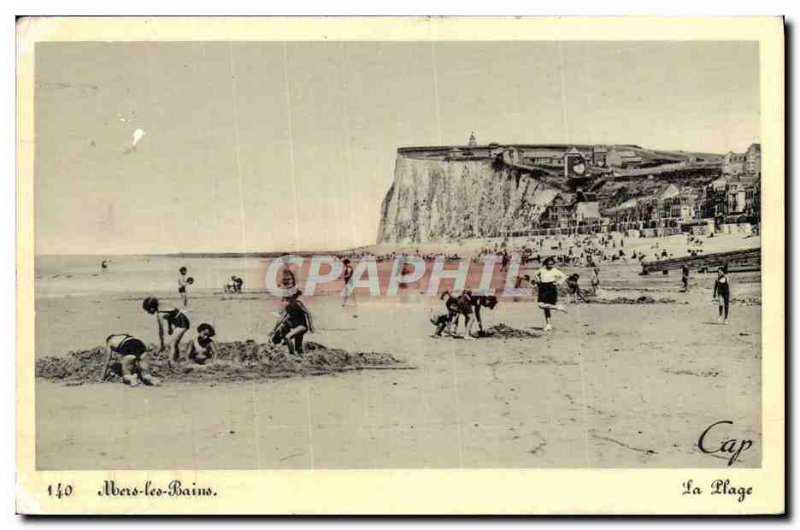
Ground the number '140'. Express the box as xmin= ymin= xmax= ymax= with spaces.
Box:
xmin=47 ymin=483 xmax=73 ymax=498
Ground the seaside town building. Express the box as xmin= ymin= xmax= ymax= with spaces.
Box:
xmin=722 ymin=142 xmax=760 ymax=178
xmin=606 ymin=148 xmax=643 ymax=169
xmin=723 ymin=151 xmax=746 ymax=175
xmin=744 ymin=142 xmax=761 ymax=178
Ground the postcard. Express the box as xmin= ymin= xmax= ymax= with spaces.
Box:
xmin=16 ymin=16 xmax=784 ymax=515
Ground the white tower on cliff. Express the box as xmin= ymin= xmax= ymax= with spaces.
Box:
xmin=467 ymin=131 xmax=477 ymax=148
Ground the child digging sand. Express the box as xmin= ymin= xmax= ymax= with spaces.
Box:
xmin=271 ymin=294 xmax=314 ymax=356
xmin=470 ymin=294 xmax=499 ymax=335
xmin=99 ymin=334 xmax=160 ymax=386
xmin=430 ymin=290 xmax=461 ymax=337
xmin=186 ymin=323 xmax=219 ymax=365
xmin=142 ymin=296 xmax=190 ymax=366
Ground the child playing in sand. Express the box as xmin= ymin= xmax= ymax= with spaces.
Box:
xmin=186 ymin=323 xmax=218 ymax=365
xmin=430 ymin=290 xmax=461 ymax=337
xmin=533 ymin=257 xmax=568 ymax=332
xmin=712 ymin=267 xmax=731 ymax=324
xmin=470 ymin=294 xmax=498 ymax=335
xmin=454 ymin=290 xmax=476 ymax=340
xmin=142 ymin=296 xmax=190 ymax=364
xmin=341 ymin=258 xmax=356 ymax=307
xmin=99 ymin=334 xmax=160 ymax=386
xmin=271 ymin=295 xmax=314 ymax=356
xmin=566 ymin=273 xmax=587 ymax=303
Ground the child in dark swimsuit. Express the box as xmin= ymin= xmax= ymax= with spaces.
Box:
xmin=712 ymin=267 xmax=731 ymax=324
xmin=271 ymin=296 xmax=314 ymax=356
xmin=100 ymin=334 xmax=159 ymax=386
xmin=455 ymin=290 xmax=476 ymax=340
xmin=186 ymin=323 xmax=218 ymax=364
xmin=142 ymin=296 xmax=190 ymax=364
xmin=430 ymin=290 xmax=461 ymax=337
xmin=566 ymin=273 xmax=586 ymax=302
xmin=470 ymin=294 xmax=498 ymax=335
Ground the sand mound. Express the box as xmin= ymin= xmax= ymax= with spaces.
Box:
xmin=480 ymin=323 xmax=541 ymax=339
xmin=584 ymin=295 xmax=677 ymax=305
xmin=36 ymin=341 xmax=411 ymax=384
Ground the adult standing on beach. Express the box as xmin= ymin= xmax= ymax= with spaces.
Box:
xmin=681 ymin=265 xmax=690 ymax=292
xmin=533 ymin=257 xmax=567 ymax=332
xmin=712 ymin=267 xmax=731 ymax=324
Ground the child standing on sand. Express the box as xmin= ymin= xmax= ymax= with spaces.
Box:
xmin=533 ymin=257 xmax=567 ymax=332
xmin=142 ymin=297 xmax=190 ymax=365
xmin=590 ymin=267 xmax=600 ymax=295
xmin=99 ymin=334 xmax=160 ymax=386
xmin=177 ymin=267 xmax=192 ymax=306
xmin=341 ymin=258 xmax=356 ymax=307
xmin=681 ymin=265 xmax=690 ymax=292
xmin=712 ymin=267 xmax=731 ymax=324
xmin=186 ymin=323 xmax=219 ymax=365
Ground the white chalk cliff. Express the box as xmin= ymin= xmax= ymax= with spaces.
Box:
xmin=377 ymin=155 xmax=558 ymax=243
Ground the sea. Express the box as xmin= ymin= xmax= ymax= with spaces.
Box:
xmin=34 ymin=254 xmax=278 ymax=299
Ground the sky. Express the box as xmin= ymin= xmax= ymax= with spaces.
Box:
xmin=34 ymin=41 xmax=760 ymax=255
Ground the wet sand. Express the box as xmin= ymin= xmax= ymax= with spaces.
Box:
xmin=35 ymin=264 xmax=761 ymax=469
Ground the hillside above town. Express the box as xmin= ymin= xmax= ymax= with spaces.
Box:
xmin=376 ymin=137 xmax=760 ymax=244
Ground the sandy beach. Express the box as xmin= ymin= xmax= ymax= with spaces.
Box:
xmin=34 ymin=234 xmax=762 ymax=470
